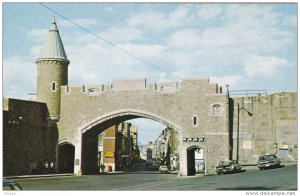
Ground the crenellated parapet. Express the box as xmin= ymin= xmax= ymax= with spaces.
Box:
xmin=61 ymin=78 xmax=224 ymax=96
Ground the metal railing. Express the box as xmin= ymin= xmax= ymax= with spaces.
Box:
xmin=229 ymin=90 xmax=267 ymax=97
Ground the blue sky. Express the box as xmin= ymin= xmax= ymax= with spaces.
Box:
xmin=2 ymin=2 xmax=297 ymax=144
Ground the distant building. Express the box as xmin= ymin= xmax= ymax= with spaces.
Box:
xmin=139 ymin=142 xmax=154 ymax=160
xmin=98 ymin=122 xmax=139 ymax=172
xmin=146 ymin=148 xmax=152 ymax=161
xmin=144 ymin=127 xmax=179 ymax=169
xmin=98 ymin=125 xmax=117 ymax=171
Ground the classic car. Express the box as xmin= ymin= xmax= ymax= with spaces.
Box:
xmin=215 ymin=160 xmax=242 ymax=175
xmin=257 ymin=154 xmax=281 ymax=170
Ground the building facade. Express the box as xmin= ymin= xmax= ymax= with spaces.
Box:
xmin=98 ymin=122 xmax=139 ymax=172
xmin=230 ymin=92 xmax=297 ymax=166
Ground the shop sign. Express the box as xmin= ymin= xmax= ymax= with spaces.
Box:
xmin=104 ymin=152 xmax=114 ymax=158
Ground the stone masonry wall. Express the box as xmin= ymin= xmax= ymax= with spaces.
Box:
xmin=231 ymin=92 xmax=297 ymax=166
xmin=3 ymin=98 xmax=58 ymax=176
xmin=58 ymin=78 xmax=229 ymax=174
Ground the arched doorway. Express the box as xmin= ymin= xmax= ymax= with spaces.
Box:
xmin=58 ymin=143 xmax=75 ymax=173
xmin=187 ymin=146 xmax=205 ymax=176
xmin=77 ymin=109 xmax=181 ymax=175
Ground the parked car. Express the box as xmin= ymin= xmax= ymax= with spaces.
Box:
xmin=159 ymin=165 xmax=169 ymax=173
xmin=215 ymin=160 xmax=242 ymax=175
xmin=3 ymin=179 xmax=22 ymax=190
xmin=257 ymin=154 xmax=281 ymax=170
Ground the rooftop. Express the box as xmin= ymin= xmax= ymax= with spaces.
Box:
xmin=36 ymin=18 xmax=69 ymax=63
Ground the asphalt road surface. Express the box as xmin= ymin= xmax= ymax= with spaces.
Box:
xmin=13 ymin=165 xmax=297 ymax=191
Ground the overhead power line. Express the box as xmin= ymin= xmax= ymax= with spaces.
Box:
xmin=39 ymin=3 xmax=175 ymax=77
xmin=39 ymin=3 xmax=206 ymax=88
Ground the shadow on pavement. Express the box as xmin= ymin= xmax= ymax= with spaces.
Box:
xmin=260 ymin=165 xmax=285 ymax=170
xmin=216 ymin=186 xmax=278 ymax=190
xmin=97 ymin=171 xmax=178 ymax=175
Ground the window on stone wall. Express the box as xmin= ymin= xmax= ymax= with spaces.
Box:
xmin=192 ymin=115 xmax=199 ymax=127
xmin=52 ymin=82 xmax=57 ymax=92
xmin=193 ymin=116 xmax=197 ymax=125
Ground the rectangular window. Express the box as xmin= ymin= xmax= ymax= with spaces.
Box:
xmin=52 ymin=82 xmax=56 ymax=91
xmin=192 ymin=115 xmax=199 ymax=127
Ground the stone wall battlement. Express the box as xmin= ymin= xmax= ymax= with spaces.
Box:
xmin=61 ymin=78 xmax=223 ymax=96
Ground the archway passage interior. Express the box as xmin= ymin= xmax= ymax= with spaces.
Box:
xmin=187 ymin=146 xmax=205 ymax=176
xmin=58 ymin=143 xmax=75 ymax=173
xmin=80 ymin=114 xmax=179 ymax=175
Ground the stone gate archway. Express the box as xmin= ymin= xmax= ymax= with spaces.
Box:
xmin=73 ymin=109 xmax=182 ymax=175
xmin=57 ymin=78 xmax=230 ymax=176
xmin=187 ymin=145 xmax=206 ymax=176
xmin=57 ymin=142 xmax=75 ymax=173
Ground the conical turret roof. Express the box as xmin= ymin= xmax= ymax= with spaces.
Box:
xmin=36 ymin=18 xmax=69 ymax=63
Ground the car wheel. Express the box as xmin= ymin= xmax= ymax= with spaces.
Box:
xmin=14 ymin=183 xmax=22 ymax=190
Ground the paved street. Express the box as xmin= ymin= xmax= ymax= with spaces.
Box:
xmin=13 ymin=165 xmax=297 ymax=191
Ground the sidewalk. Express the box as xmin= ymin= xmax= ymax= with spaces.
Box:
xmin=4 ymin=173 xmax=74 ymax=180
xmin=5 ymin=170 xmax=127 ymax=179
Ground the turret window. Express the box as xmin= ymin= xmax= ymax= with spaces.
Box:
xmin=52 ymin=81 xmax=57 ymax=92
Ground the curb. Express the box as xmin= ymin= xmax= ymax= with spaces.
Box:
xmin=4 ymin=173 xmax=74 ymax=180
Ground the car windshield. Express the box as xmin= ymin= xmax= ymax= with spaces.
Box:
xmin=219 ymin=160 xmax=235 ymax=166
xmin=260 ymin=155 xmax=275 ymax=161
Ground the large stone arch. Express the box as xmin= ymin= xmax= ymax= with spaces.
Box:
xmin=73 ymin=109 xmax=182 ymax=175
xmin=80 ymin=109 xmax=181 ymax=134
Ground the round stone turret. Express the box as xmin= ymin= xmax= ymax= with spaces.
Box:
xmin=36 ymin=19 xmax=70 ymax=121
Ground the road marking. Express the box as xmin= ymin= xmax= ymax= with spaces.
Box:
xmin=134 ymin=179 xmax=178 ymax=190
xmin=113 ymin=178 xmax=178 ymax=190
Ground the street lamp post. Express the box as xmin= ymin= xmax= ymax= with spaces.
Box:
xmin=225 ymin=85 xmax=230 ymax=159
xmin=236 ymin=103 xmax=252 ymax=163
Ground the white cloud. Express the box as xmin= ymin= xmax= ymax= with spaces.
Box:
xmin=167 ymin=29 xmax=201 ymax=49
xmin=99 ymin=27 xmax=143 ymax=43
xmin=66 ymin=37 xmax=168 ymax=85
xmin=127 ymin=5 xmax=193 ymax=29
xmin=196 ymin=4 xmax=223 ymax=21
xmin=244 ymin=56 xmax=288 ymax=77
xmin=117 ymin=43 xmax=166 ymax=59
xmin=58 ymin=18 xmax=98 ymax=29
xmin=3 ymin=56 xmax=36 ymax=99
xmin=27 ymin=28 xmax=48 ymax=43
xmin=282 ymin=15 xmax=297 ymax=27
xmin=163 ymin=4 xmax=295 ymax=81
xmin=168 ymin=5 xmax=191 ymax=26
xmin=210 ymin=75 xmax=243 ymax=89
xmin=30 ymin=45 xmax=42 ymax=58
